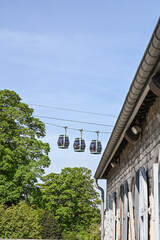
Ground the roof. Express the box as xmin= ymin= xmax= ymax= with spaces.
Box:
xmin=94 ymin=18 xmax=160 ymax=179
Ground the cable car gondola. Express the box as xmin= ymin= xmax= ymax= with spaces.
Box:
xmin=90 ymin=131 xmax=102 ymax=154
xmin=73 ymin=129 xmax=86 ymax=152
xmin=57 ymin=127 xmax=70 ymax=149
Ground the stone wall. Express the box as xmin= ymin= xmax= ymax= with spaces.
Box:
xmin=105 ymin=97 xmax=160 ymax=239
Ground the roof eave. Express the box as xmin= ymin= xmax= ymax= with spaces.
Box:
xmin=94 ymin=18 xmax=160 ymax=180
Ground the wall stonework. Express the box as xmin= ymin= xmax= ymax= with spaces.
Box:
xmin=105 ymin=97 xmax=160 ymax=239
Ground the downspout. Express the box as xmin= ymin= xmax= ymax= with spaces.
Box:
xmin=95 ymin=178 xmax=104 ymax=240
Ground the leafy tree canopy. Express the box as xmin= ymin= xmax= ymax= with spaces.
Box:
xmin=39 ymin=167 xmax=101 ymax=238
xmin=0 ymin=202 xmax=42 ymax=239
xmin=0 ymin=89 xmax=50 ymax=205
xmin=0 ymin=203 xmax=62 ymax=239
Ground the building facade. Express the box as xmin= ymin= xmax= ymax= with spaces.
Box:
xmin=95 ymin=19 xmax=160 ymax=240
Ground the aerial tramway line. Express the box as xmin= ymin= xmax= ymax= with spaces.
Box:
xmin=57 ymin=127 xmax=102 ymax=154
xmin=30 ymin=103 xmax=117 ymax=155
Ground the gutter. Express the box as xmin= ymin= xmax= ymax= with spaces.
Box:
xmin=95 ymin=18 xmax=160 ymax=179
xmin=95 ymin=178 xmax=104 ymax=240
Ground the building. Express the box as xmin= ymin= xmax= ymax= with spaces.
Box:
xmin=94 ymin=19 xmax=160 ymax=240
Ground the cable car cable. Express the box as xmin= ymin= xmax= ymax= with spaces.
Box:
xmin=43 ymin=122 xmax=111 ymax=134
xmin=29 ymin=103 xmax=117 ymax=118
xmin=34 ymin=115 xmax=114 ymax=127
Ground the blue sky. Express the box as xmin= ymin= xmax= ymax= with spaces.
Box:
xmin=0 ymin=1 xmax=160 ymax=187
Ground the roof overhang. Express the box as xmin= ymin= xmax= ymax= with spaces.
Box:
xmin=94 ymin=18 xmax=160 ymax=180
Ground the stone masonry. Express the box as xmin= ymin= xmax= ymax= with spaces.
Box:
xmin=105 ymin=97 xmax=160 ymax=239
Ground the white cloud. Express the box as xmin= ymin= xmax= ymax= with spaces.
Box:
xmin=0 ymin=28 xmax=144 ymax=50
xmin=0 ymin=28 xmax=143 ymax=79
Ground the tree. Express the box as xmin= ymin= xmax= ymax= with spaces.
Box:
xmin=0 ymin=89 xmax=50 ymax=205
xmin=0 ymin=203 xmax=63 ymax=239
xmin=40 ymin=210 xmax=62 ymax=239
xmin=0 ymin=202 xmax=42 ymax=239
xmin=39 ymin=167 xmax=101 ymax=239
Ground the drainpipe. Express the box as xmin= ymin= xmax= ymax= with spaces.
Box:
xmin=95 ymin=178 xmax=104 ymax=240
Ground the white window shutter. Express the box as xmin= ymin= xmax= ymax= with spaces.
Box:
xmin=153 ymin=163 xmax=159 ymax=240
xmin=116 ymin=189 xmax=120 ymax=240
xmin=135 ymin=170 xmax=140 ymax=240
xmin=113 ymin=192 xmax=116 ymax=240
xmin=153 ymin=151 xmax=160 ymax=240
xmin=120 ymin=184 xmax=124 ymax=239
xmin=123 ymin=181 xmax=129 ymax=240
xmin=139 ymin=167 xmax=148 ymax=240
xmin=128 ymin=190 xmax=136 ymax=240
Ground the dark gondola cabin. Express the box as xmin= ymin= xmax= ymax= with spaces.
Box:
xmin=90 ymin=140 xmax=102 ymax=154
xmin=73 ymin=130 xmax=86 ymax=152
xmin=57 ymin=135 xmax=70 ymax=149
xmin=73 ymin=138 xmax=86 ymax=152
xmin=57 ymin=127 xmax=70 ymax=149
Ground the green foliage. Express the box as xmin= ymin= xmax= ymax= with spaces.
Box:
xmin=62 ymin=221 xmax=100 ymax=240
xmin=39 ymin=167 xmax=101 ymax=239
xmin=0 ymin=89 xmax=101 ymax=239
xmin=0 ymin=89 xmax=50 ymax=205
xmin=40 ymin=210 xmax=62 ymax=239
xmin=0 ymin=202 xmax=42 ymax=239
